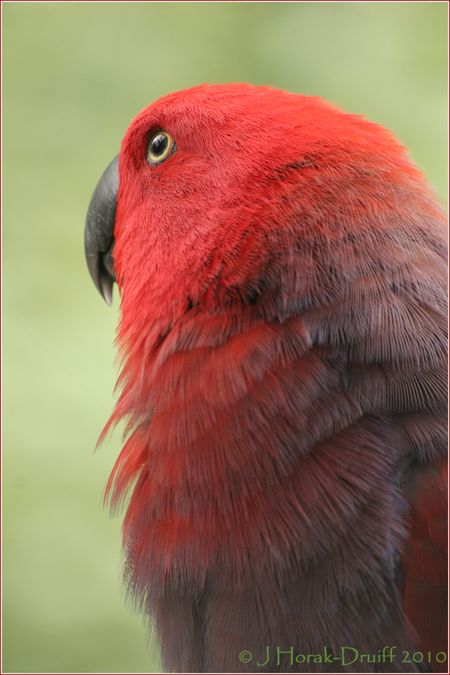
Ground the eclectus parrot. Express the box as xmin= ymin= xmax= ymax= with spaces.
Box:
xmin=84 ymin=84 xmax=447 ymax=673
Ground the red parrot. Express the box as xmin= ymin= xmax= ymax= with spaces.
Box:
xmin=84 ymin=84 xmax=447 ymax=673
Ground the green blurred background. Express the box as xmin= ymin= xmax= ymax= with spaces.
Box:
xmin=2 ymin=2 xmax=447 ymax=673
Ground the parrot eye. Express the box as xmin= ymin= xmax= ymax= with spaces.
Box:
xmin=147 ymin=131 xmax=176 ymax=165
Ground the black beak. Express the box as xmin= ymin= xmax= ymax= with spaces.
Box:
xmin=84 ymin=156 xmax=119 ymax=305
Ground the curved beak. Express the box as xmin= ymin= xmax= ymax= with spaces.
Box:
xmin=84 ymin=156 xmax=119 ymax=305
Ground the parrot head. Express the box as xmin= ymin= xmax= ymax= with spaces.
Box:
xmin=85 ymin=83 xmax=437 ymax=331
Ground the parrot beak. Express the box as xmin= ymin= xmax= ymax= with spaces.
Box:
xmin=84 ymin=156 xmax=119 ymax=305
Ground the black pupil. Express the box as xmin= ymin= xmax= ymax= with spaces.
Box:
xmin=151 ymin=134 xmax=168 ymax=156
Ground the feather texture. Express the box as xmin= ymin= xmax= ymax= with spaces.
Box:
xmin=103 ymin=84 xmax=447 ymax=672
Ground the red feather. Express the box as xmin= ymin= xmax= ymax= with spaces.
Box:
xmin=401 ymin=458 xmax=448 ymax=671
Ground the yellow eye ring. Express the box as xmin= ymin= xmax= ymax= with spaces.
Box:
xmin=147 ymin=131 xmax=176 ymax=165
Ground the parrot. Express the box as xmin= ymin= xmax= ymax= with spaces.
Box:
xmin=84 ymin=84 xmax=447 ymax=673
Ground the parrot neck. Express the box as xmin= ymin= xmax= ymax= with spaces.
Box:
xmin=107 ymin=304 xmax=406 ymax=608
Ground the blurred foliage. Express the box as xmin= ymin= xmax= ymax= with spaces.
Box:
xmin=2 ymin=2 xmax=447 ymax=673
